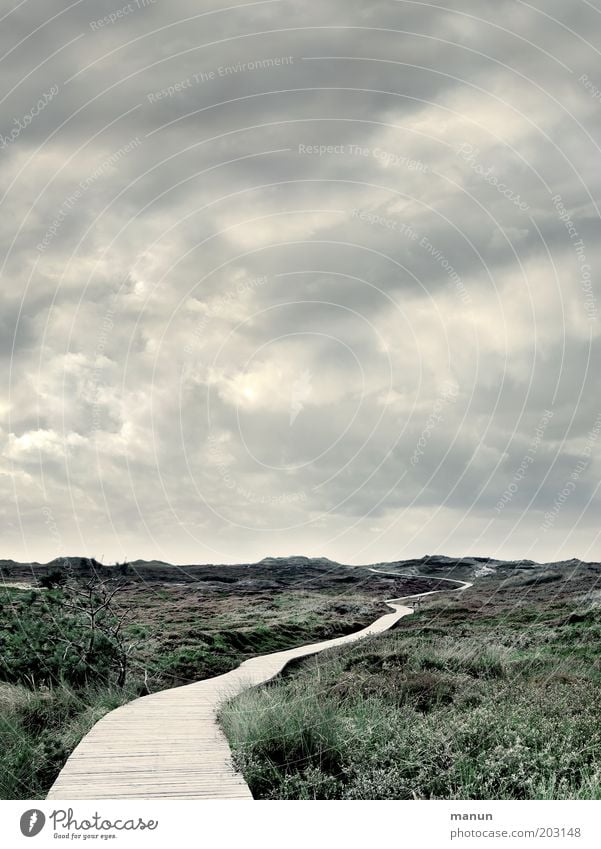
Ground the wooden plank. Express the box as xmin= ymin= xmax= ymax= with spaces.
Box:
xmin=46 ymin=600 xmax=414 ymax=799
xmin=47 ymin=575 xmax=472 ymax=801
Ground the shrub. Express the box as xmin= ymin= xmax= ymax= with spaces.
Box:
xmin=0 ymin=576 xmax=134 ymax=689
xmin=0 ymin=681 xmax=135 ymax=799
xmin=221 ymin=628 xmax=601 ymax=800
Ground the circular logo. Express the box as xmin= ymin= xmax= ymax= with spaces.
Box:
xmin=19 ymin=810 xmax=46 ymax=837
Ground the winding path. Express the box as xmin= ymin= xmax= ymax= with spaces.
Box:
xmin=46 ymin=571 xmax=470 ymax=800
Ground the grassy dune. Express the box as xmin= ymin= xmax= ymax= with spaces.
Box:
xmin=0 ymin=681 xmax=135 ymax=799
xmin=220 ymin=572 xmax=601 ymax=799
xmin=0 ymin=562 xmax=415 ymax=799
xmin=3 ymin=560 xmax=599 ymax=800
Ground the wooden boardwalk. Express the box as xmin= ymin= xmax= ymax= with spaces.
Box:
xmin=47 ymin=573 xmax=470 ymax=799
xmin=46 ymin=601 xmax=411 ymax=799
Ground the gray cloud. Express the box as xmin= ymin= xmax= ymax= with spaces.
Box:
xmin=1 ymin=0 xmax=601 ymax=565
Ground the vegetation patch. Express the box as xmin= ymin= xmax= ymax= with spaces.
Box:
xmin=0 ymin=558 xmax=413 ymax=798
xmin=220 ymin=573 xmax=601 ymax=800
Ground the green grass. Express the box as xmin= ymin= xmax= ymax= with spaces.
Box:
xmin=0 ymin=681 xmax=136 ymax=799
xmin=151 ymin=618 xmax=371 ymax=686
xmin=0 ymin=580 xmax=379 ymax=798
xmin=4 ymin=567 xmax=600 ymax=800
xmin=220 ymin=603 xmax=601 ymax=799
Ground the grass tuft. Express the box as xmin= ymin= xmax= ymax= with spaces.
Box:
xmin=220 ymin=607 xmax=601 ymax=800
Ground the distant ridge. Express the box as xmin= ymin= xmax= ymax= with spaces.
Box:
xmin=1 ymin=553 xmax=598 ymax=585
xmin=258 ymin=555 xmax=339 ymax=567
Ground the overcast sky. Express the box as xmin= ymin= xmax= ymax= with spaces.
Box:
xmin=1 ymin=0 xmax=601 ymax=565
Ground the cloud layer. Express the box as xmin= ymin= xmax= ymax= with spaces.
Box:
xmin=2 ymin=0 xmax=601 ymax=564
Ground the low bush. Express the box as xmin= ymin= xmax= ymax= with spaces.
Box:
xmin=0 ymin=681 xmax=135 ymax=799
xmin=220 ymin=624 xmax=601 ymax=800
